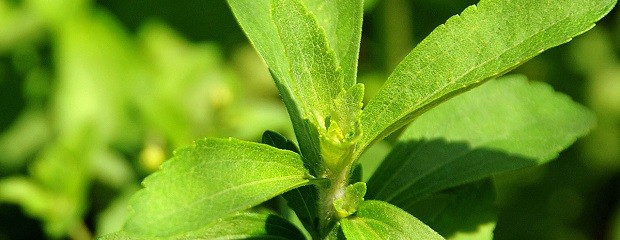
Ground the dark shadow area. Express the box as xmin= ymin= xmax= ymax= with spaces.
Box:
xmin=406 ymin=179 xmax=497 ymax=239
xmin=261 ymin=214 xmax=307 ymax=240
xmin=366 ymin=138 xmax=539 ymax=238
xmin=367 ymin=138 xmax=538 ymax=203
xmin=0 ymin=204 xmax=45 ymax=239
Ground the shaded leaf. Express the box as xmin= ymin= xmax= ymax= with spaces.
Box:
xmin=121 ymin=138 xmax=311 ymax=237
xmin=367 ymin=75 xmax=596 ymax=206
xmin=282 ymin=185 xmax=320 ymax=239
xmin=262 ymin=130 xmax=300 ymax=153
xmin=340 ymin=200 xmax=444 ymax=240
xmin=405 ymin=179 xmax=497 ymax=240
xmin=357 ymin=0 xmax=616 ymax=157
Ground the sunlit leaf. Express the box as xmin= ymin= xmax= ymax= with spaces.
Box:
xmin=357 ymin=0 xmax=616 ymax=157
xmin=120 ymin=138 xmax=311 ymax=237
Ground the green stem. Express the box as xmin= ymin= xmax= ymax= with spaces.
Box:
xmin=317 ymin=163 xmax=353 ymax=238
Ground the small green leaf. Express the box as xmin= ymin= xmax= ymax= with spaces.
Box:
xmin=357 ymin=0 xmax=616 ymax=157
xmin=405 ymin=180 xmax=497 ymax=240
xmin=321 ymin=83 xmax=365 ymax=170
xmin=100 ymin=212 xmax=306 ymax=240
xmin=340 ymin=200 xmax=445 ymax=240
xmin=262 ymin=130 xmax=300 ymax=153
xmin=334 ymin=182 xmax=367 ymax=219
xmin=366 ymin=75 xmax=596 ymax=206
xmin=120 ymin=138 xmax=311 ymax=237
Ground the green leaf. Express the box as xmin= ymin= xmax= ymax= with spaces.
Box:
xmin=101 ymin=212 xmax=306 ymax=240
xmin=228 ymin=0 xmax=323 ymax=174
xmin=262 ymin=130 xmax=300 ymax=153
xmin=334 ymin=182 xmax=367 ymax=218
xmin=356 ymin=0 xmax=616 ymax=157
xmin=282 ymin=185 xmax=320 ymax=239
xmin=366 ymin=75 xmax=596 ymax=206
xmin=303 ymin=0 xmax=363 ymax=87
xmin=229 ymin=0 xmax=365 ymax=174
xmin=272 ymin=0 xmax=343 ymax=121
xmin=261 ymin=130 xmax=320 ymax=237
xmin=340 ymin=200 xmax=445 ymax=240
xmin=121 ymin=138 xmax=311 ymax=237
xmin=405 ymin=180 xmax=497 ymax=240
xmin=321 ymin=83 xmax=364 ymax=170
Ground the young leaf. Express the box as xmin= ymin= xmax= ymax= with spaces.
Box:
xmin=405 ymin=179 xmax=497 ymax=240
xmin=340 ymin=200 xmax=445 ymax=240
xmin=366 ymin=75 xmax=596 ymax=206
xmin=334 ymin=182 xmax=367 ymax=219
xmin=321 ymin=83 xmax=364 ymax=170
xmin=119 ymin=138 xmax=311 ymax=237
xmin=356 ymin=0 xmax=616 ymax=157
xmin=101 ymin=212 xmax=306 ymax=239
xmin=303 ymin=0 xmax=363 ymax=87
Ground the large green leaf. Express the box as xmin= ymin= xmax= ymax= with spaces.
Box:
xmin=356 ymin=0 xmax=616 ymax=158
xmin=405 ymin=180 xmax=497 ymax=240
xmin=119 ymin=138 xmax=311 ymax=237
xmin=101 ymin=212 xmax=306 ymax=239
xmin=366 ymin=75 xmax=596 ymax=206
xmin=340 ymin=200 xmax=444 ymax=240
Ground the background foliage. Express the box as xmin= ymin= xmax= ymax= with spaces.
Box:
xmin=0 ymin=0 xmax=618 ymax=239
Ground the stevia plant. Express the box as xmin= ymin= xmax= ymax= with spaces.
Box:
xmin=102 ymin=0 xmax=617 ymax=239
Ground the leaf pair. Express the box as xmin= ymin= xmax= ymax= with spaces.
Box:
xmin=229 ymin=0 xmax=364 ymax=174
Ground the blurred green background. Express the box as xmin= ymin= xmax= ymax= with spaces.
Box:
xmin=0 ymin=0 xmax=618 ymax=239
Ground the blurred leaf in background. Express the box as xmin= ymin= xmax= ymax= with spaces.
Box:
xmin=0 ymin=0 xmax=290 ymax=239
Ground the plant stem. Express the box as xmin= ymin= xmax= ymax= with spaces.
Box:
xmin=317 ymin=163 xmax=353 ymax=238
